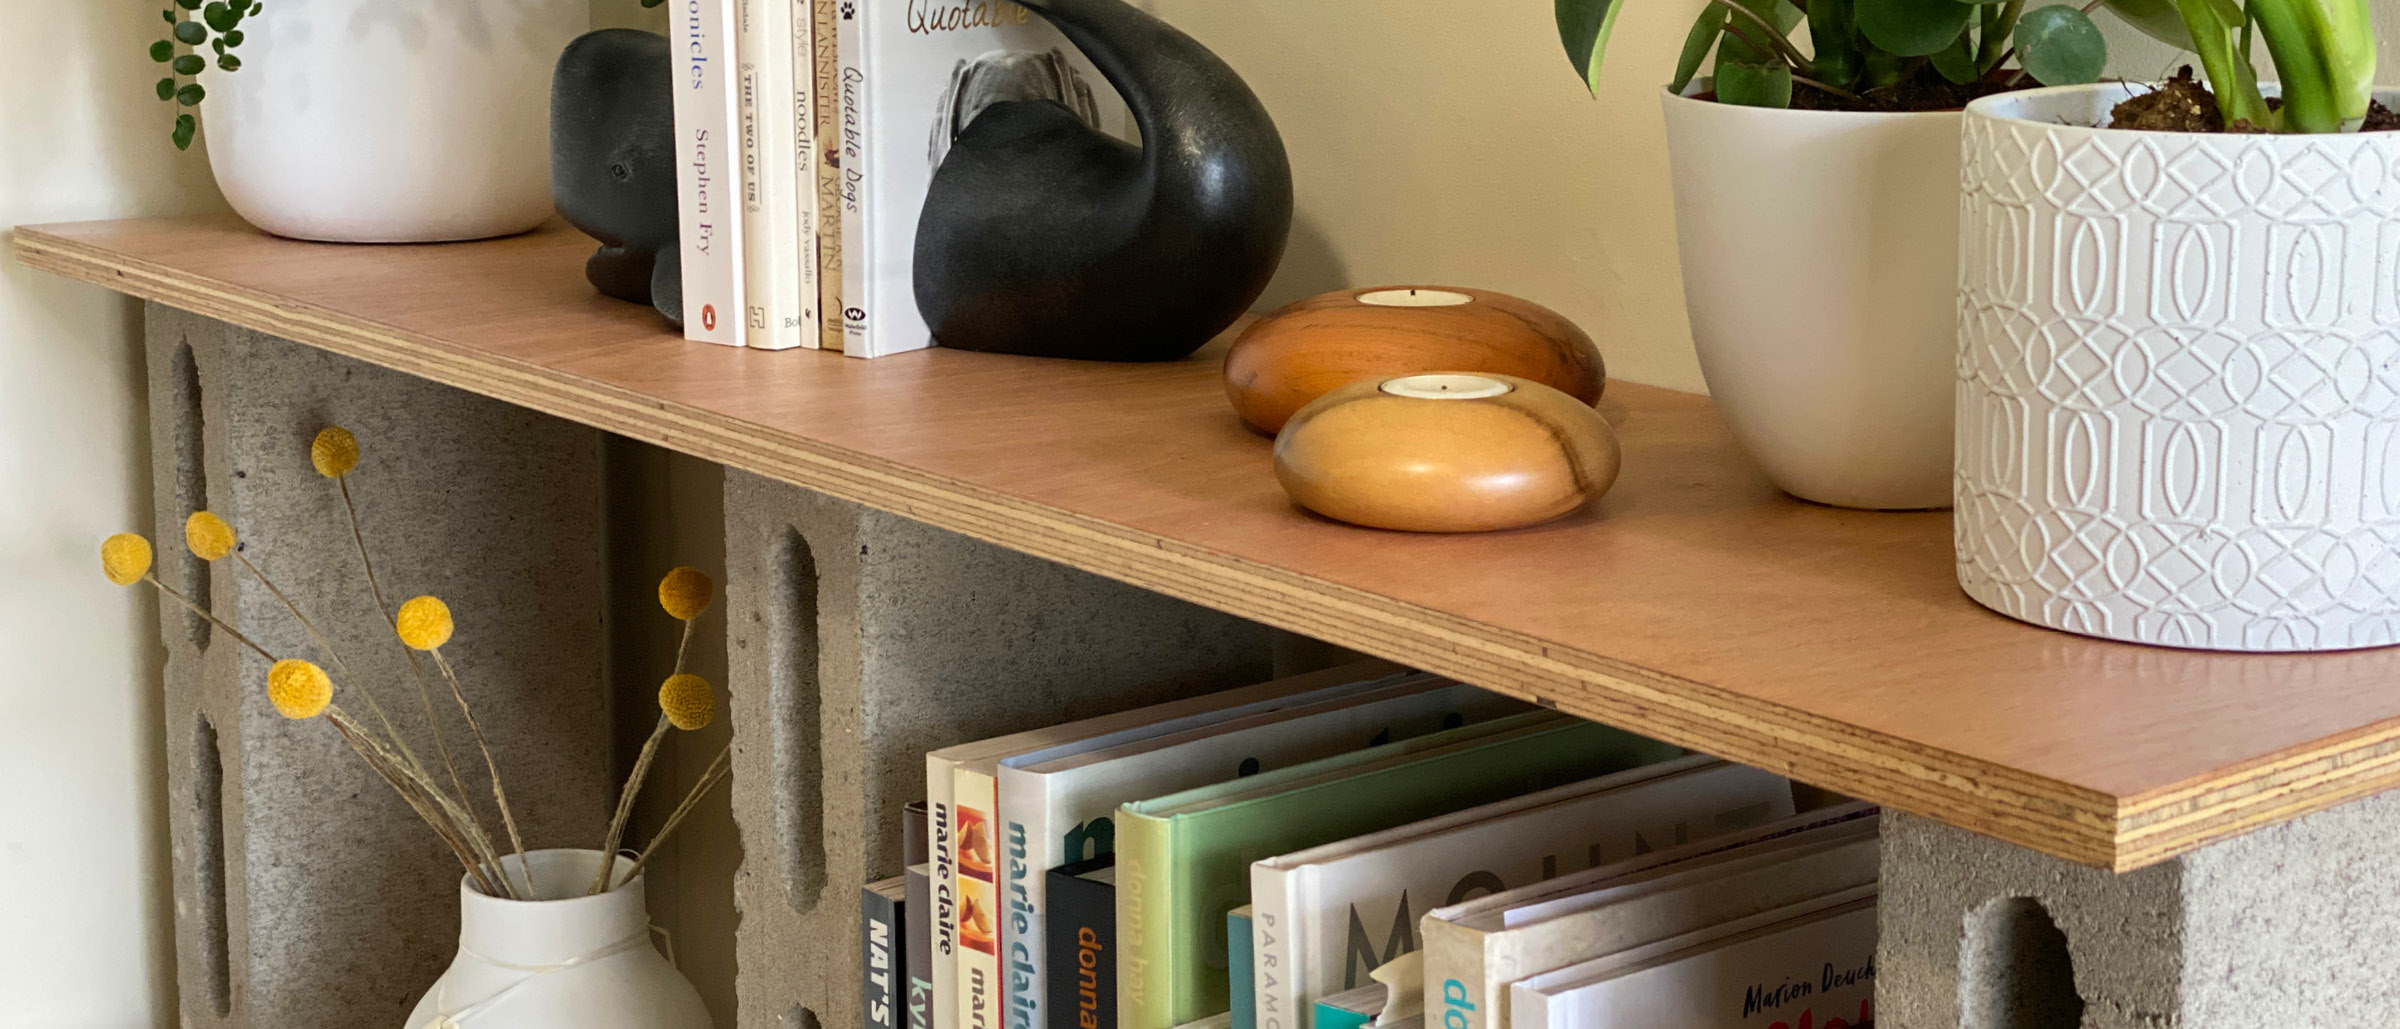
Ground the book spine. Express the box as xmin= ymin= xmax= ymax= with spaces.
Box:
xmin=1227 ymin=908 xmax=1256 ymax=1029
xmin=1248 ymin=865 xmax=1302 ymax=1029
xmin=1047 ymin=867 xmax=1115 ymax=1029
xmin=1115 ymin=807 xmax=1176 ymax=1029
xmin=909 ymin=865 xmax=938 ymax=1029
xmin=1309 ymin=1002 xmax=1371 ymax=1029
xmin=787 ymin=0 xmax=823 ymax=349
xmin=737 ymin=0 xmax=803 ymax=350
xmin=1416 ymin=917 xmax=1489 ymax=1029
xmin=835 ymin=0 xmax=870 ymax=356
xmin=957 ymin=767 xmax=1004 ymax=1029
xmin=866 ymin=884 xmax=906 ymax=1029
xmin=929 ymin=754 xmax=961 ymax=1029
xmin=668 ymin=0 xmax=746 ymax=346
xmin=1000 ymin=785 xmax=1044 ymax=1029
xmin=811 ymin=0 xmax=844 ymax=351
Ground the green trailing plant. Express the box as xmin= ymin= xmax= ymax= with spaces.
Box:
xmin=1558 ymin=0 xmax=2116 ymax=108
xmin=149 ymin=0 xmax=263 ymax=150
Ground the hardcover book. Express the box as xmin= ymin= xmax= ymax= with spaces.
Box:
xmin=930 ymin=662 xmax=1424 ymax=1029
xmin=1248 ymin=756 xmax=1795 ymax=1029
xmin=808 ymin=0 xmax=842 ymax=350
xmin=835 ymin=0 xmax=1129 ymax=357
xmin=868 ymin=876 xmax=912 ymax=1029
xmin=670 ymin=0 xmax=746 ymax=346
xmin=1506 ymin=890 xmax=1877 ymax=1029
xmin=1114 ymin=713 xmax=1683 ymax=1029
xmin=1048 ymin=857 xmax=1117 ymax=1029
xmin=1418 ymin=804 xmax=1879 ymax=1029
xmin=909 ymin=800 xmax=937 ymax=1029
xmin=1228 ymin=906 xmax=1254 ymax=1029
xmin=997 ymin=674 xmax=1527 ymax=1029
xmin=736 ymin=0 xmax=811 ymax=350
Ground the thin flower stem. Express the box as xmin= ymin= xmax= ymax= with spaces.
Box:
xmin=331 ymin=714 xmax=501 ymax=896
xmin=337 ymin=478 xmax=480 ymax=843
xmin=428 ymin=648 xmax=538 ymax=900
xmin=591 ymin=715 xmax=674 ymax=895
xmin=671 ymin=618 xmax=696 ymax=678
xmin=232 ymin=550 xmax=424 ymax=779
xmin=615 ymin=744 xmax=732 ymax=891
xmin=142 ymin=575 xmax=273 ymax=661
xmin=329 ymin=705 xmax=513 ymax=897
xmin=1793 ymin=73 xmax=1862 ymax=99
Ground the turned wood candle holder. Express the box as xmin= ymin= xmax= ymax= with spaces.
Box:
xmin=1273 ymin=373 xmax=1622 ymax=533
xmin=1225 ymin=286 xmax=1605 ymax=436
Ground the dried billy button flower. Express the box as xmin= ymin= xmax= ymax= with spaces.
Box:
xmin=658 ymin=566 xmax=715 ymax=621
xmin=396 ymin=595 xmax=455 ymax=651
xmin=267 ymin=658 xmax=333 ymax=720
xmin=185 ymin=511 xmax=238 ymax=562
xmin=658 ymin=673 xmax=716 ymax=731
xmin=102 ymin=533 xmax=154 ymax=586
xmin=312 ymin=426 xmax=359 ymax=479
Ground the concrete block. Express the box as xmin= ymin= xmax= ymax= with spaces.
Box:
xmin=146 ymin=305 xmax=615 ymax=1028
xmin=722 ymin=471 xmax=1275 ymax=1029
xmin=1879 ymin=790 xmax=2400 ymax=1029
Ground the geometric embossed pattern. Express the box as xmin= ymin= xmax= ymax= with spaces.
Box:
xmin=1956 ymin=105 xmax=2400 ymax=651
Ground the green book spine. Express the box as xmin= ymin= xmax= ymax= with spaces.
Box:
xmin=1118 ymin=802 xmax=1177 ymax=1029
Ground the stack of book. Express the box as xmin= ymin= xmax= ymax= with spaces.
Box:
xmin=667 ymin=0 xmax=1126 ymax=356
xmin=859 ymin=662 xmax=1882 ymax=1029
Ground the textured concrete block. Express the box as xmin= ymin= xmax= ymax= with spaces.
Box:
xmin=146 ymin=305 xmax=615 ymax=1028
xmin=723 ymin=471 xmax=1275 ymax=1029
xmin=1879 ymin=790 xmax=2400 ymax=1029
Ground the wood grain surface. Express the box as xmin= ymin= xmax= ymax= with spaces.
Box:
xmin=21 ymin=216 xmax=2400 ymax=871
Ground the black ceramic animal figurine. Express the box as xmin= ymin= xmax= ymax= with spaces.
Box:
xmin=913 ymin=0 xmax=1293 ymax=362
xmin=552 ymin=28 xmax=685 ymax=327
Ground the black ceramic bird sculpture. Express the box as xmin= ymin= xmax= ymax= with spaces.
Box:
xmin=551 ymin=29 xmax=685 ymax=327
xmin=913 ymin=0 xmax=1294 ymax=362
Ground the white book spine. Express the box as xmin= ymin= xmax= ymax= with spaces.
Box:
xmin=835 ymin=0 xmax=871 ymax=356
xmin=737 ymin=0 xmax=804 ymax=350
xmin=670 ymin=0 xmax=746 ymax=347
xmin=1249 ymin=861 xmax=1304 ymax=1029
xmin=928 ymin=751 xmax=962 ymax=1029
xmin=788 ymin=0 xmax=823 ymax=348
xmin=955 ymin=766 xmax=1004 ymax=1029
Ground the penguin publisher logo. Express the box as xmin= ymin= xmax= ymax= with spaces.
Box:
xmin=701 ymin=304 xmax=717 ymax=331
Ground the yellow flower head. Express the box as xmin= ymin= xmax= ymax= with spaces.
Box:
xmin=185 ymin=511 xmax=237 ymax=562
xmin=267 ymin=659 xmax=333 ymax=720
xmin=396 ymin=595 xmax=455 ymax=651
xmin=658 ymin=673 xmax=715 ymax=731
xmin=101 ymin=533 xmax=154 ymax=586
xmin=311 ymin=426 xmax=360 ymax=478
xmin=658 ymin=567 xmax=714 ymax=621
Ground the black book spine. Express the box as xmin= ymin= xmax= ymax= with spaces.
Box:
xmin=1046 ymin=857 xmax=1115 ymax=1029
xmin=907 ymin=863 xmax=936 ymax=1029
xmin=865 ymin=883 xmax=906 ymax=1029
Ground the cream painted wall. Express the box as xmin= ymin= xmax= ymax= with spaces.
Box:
xmin=0 ymin=3 xmax=226 ymax=1026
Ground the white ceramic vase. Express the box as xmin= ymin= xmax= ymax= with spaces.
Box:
xmin=1955 ymin=83 xmax=2400 ymax=651
xmin=1660 ymin=84 xmax=1961 ymax=510
xmin=405 ymin=850 xmax=713 ymax=1029
xmin=202 ymin=0 xmax=586 ymax=242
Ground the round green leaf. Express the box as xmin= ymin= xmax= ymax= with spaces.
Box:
xmin=1716 ymin=59 xmax=1793 ymax=107
xmin=150 ymin=40 xmax=174 ymax=62
xmin=163 ymin=8 xmax=177 ymax=23
xmin=172 ymin=54 xmax=205 ymax=75
xmin=172 ymin=20 xmax=206 ymax=44
xmin=1856 ymin=0 xmax=1972 ymax=56
xmin=1929 ymin=31 xmax=1980 ymax=82
xmin=225 ymin=29 xmax=244 ymax=46
xmin=173 ymin=113 xmax=198 ymax=151
xmin=204 ymin=2 xmax=237 ymax=31
xmin=176 ymin=0 xmax=201 ymax=9
xmin=2017 ymin=4 xmax=2107 ymax=85
xmin=156 ymin=77 xmax=177 ymax=100
xmin=217 ymin=54 xmax=242 ymax=71
xmin=176 ymin=82 xmax=206 ymax=106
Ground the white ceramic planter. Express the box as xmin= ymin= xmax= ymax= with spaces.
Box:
xmin=1955 ymin=83 xmax=2400 ymax=651
xmin=202 ymin=0 xmax=586 ymax=242
xmin=1661 ymin=84 xmax=1961 ymax=510
xmin=406 ymin=850 xmax=713 ymax=1029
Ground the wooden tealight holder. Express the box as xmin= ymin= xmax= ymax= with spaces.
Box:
xmin=1274 ymin=373 xmax=1622 ymax=533
xmin=1225 ymin=287 xmax=1606 ymax=436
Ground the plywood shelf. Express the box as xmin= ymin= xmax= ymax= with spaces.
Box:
xmin=22 ymin=216 xmax=2400 ymax=872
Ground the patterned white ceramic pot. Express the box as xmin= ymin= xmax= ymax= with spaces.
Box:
xmin=1955 ymin=83 xmax=2400 ymax=651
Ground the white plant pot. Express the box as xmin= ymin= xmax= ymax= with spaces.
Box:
xmin=1955 ymin=82 xmax=2400 ymax=651
xmin=202 ymin=0 xmax=586 ymax=243
xmin=406 ymin=850 xmax=713 ymax=1029
xmin=1661 ymin=84 xmax=1961 ymax=510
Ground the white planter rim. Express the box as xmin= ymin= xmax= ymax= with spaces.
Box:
xmin=1963 ymin=80 xmax=2400 ymax=137
xmin=1664 ymin=78 xmax=1970 ymax=123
